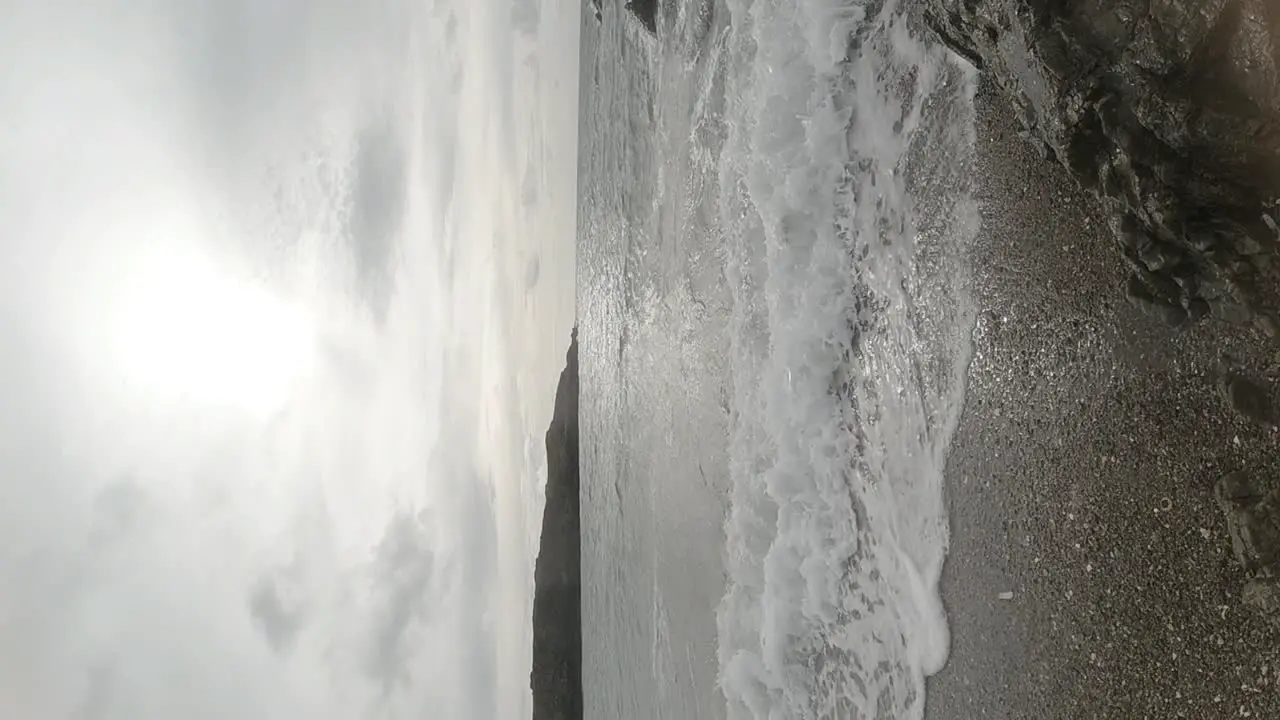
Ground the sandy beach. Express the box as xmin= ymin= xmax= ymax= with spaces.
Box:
xmin=926 ymin=81 xmax=1280 ymax=719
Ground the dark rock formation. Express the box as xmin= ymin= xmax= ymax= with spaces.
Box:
xmin=1216 ymin=471 xmax=1280 ymax=627
xmin=922 ymin=0 xmax=1280 ymax=337
xmin=1220 ymin=371 xmax=1278 ymax=426
xmin=626 ymin=0 xmax=658 ymax=34
xmin=1216 ymin=370 xmax=1280 ymax=624
xmin=531 ymin=330 xmax=581 ymax=720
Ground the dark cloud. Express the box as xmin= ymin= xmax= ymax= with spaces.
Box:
xmin=444 ymin=9 xmax=459 ymax=43
xmin=248 ymin=569 xmax=306 ymax=655
xmin=346 ymin=121 xmax=407 ymax=324
xmin=364 ymin=509 xmax=438 ymax=692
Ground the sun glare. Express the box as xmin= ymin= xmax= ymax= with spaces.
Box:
xmin=109 ymin=252 xmax=316 ymax=416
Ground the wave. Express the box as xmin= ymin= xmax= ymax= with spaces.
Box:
xmin=714 ymin=0 xmax=979 ymax=717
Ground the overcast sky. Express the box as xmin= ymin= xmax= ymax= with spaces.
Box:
xmin=0 ymin=0 xmax=577 ymax=718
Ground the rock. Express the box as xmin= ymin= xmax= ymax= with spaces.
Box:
xmin=1187 ymin=297 xmax=1211 ymax=322
xmin=531 ymin=331 xmax=581 ymax=720
xmin=1215 ymin=471 xmax=1280 ymax=573
xmin=625 ymin=0 xmax=657 ymax=34
xmin=1220 ymin=373 xmax=1276 ymax=426
xmin=1124 ymin=273 xmax=1187 ymax=326
xmin=1259 ymin=315 xmax=1279 ymax=338
xmin=1242 ymin=576 xmax=1280 ymax=626
xmin=1212 ymin=299 xmax=1254 ymax=326
xmin=1139 ymin=243 xmax=1181 ymax=274
xmin=1216 ymin=471 xmax=1280 ymax=626
xmin=921 ymin=0 xmax=1280 ymax=339
xmin=1218 ymin=472 xmax=1280 ymax=567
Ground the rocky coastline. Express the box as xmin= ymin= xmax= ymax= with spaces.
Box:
xmin=555 ymin=2 xmax=1280 ymax=715
xmin=924 ymin=0 xmax=1280 ymax=337
xmin=530 ymin=331 xmax=581 ymax=720
xmin=922 ymin=0 xmax=1280 ymax=632
xmin=926 ymin=78 xmax=1280 ymax=718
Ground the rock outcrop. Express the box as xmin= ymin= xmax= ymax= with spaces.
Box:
xmin=530 ymin=330 xmax=581 ymax=720
xmin=626 ymin=0 xmax=658 ymax=34
xmin=922 ymin=0 xmax=1280 ymax=336
xmin=1214 ymin=369 xmax=1280 ymax=625
xmin=1216 ymin=470 xmax=1280 ymax=626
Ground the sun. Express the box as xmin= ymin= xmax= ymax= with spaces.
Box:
xmin=108 ymin=251 xmax=316 ymax=416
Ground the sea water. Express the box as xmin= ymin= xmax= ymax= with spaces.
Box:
xmin=578 ymin=0 xmax=978 ymax=717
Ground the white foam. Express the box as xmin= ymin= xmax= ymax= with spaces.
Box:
xmin=715 ymin=0 xmax=978 ymax=716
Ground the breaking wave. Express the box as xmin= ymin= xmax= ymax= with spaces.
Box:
xmin=715 ymin=0 xmax=979 ymax=716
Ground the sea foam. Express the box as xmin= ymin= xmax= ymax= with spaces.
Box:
xmin=715 ymin=0 xmax=978 ymax=716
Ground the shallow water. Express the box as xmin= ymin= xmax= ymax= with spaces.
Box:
xmin=578 ymin=0 xmax=979 ymax=716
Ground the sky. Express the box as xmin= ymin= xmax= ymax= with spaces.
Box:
xmin=0 ymin=0 xmax=577 ymax=718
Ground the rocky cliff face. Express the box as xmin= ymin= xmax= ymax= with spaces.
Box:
xmin=923 ymin=0 xmax=1280 ymax=336
xmin=530 ymin=330 xmax=581 ymax=720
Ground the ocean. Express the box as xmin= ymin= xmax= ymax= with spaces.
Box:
xmin=577 ymin=0 xmax=980 ymax=717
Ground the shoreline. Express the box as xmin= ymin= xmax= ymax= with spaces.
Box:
xmin=925 ymin=80 xmax=1280 ymax=718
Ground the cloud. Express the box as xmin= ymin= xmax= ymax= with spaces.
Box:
xmin=451 ymin=478 xmax=501 ymax=720
xmin=361 ymin=510 xmax=440 ymax=693
xmin=0 ymin=0 xmax=559 ymax=718
xmin=522 ymin=164 xmax=541 ymax=206
xmin=247 ymin=569 xmax=306 ymax=655
xmin=345 ymin=120 xmax=408 ymax=324
xmin=525 ymin=255 xmax=543 ymax=292
xmin=511 ymin=0 xmax=542 ymax=36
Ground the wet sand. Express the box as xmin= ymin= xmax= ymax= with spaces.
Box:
xmin=926 ymin=80 xmax=1280 ymax=719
